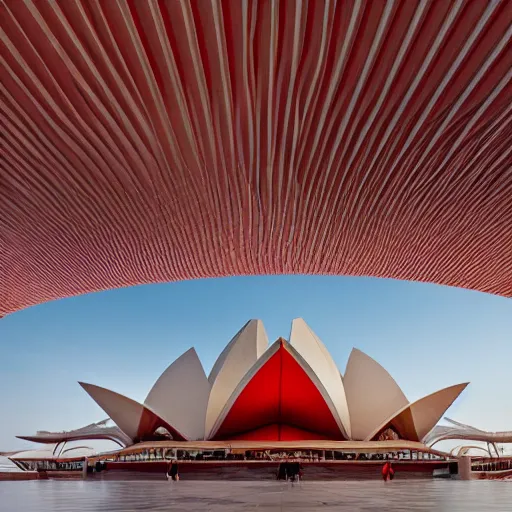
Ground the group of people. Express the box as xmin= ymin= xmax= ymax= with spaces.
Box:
xmin=277 ymin=461 xmax=303 ymax=483
xmin=165 ymin=459 xmax=395 ymax=483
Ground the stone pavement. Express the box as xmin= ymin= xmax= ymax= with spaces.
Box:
xmin=1 ymin=479 xmax=511 ymax=511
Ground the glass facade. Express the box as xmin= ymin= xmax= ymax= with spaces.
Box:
xmin=14 ymin=459 xmax=84 ymax=472
xmin=96 ymin=447 xmax=447 ymax=464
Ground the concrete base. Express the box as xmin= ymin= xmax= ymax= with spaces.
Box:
xmin=0 ymin=471 xmax=40 ymax=481
xmin=458 ymin=456 xmax=473 ymax=480
xmin=1 ymin=480 xmax=510 ymax=511
xmin=474 ymin=469 xmax=512 ymax=480
xmin=93 ymin=460 xmax=450 ymax=481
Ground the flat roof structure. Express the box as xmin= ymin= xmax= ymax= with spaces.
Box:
xmin=16 ymin=419 xmax=131 ymax=448
xmin=1 ymin=1 xmax=512 ymax=317
xmin=110 ymin=439 xmax=448 ymax=457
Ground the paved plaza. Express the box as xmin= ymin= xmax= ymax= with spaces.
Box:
xmin=1 ymin=479 xmax=511 ymax=511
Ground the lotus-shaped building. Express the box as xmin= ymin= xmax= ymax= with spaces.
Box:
xmin=78 ymin=319 xmax=468 ymax=446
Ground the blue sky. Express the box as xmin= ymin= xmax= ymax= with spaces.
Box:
xmin=1 ymin=275 xmax=511 ymax=452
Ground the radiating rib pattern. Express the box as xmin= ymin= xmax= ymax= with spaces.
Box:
xmin=1 ymin=0 xmax=511 ymax=316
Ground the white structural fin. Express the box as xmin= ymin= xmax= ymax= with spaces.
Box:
xmin=364 ymin=383 xmax=469 ymax=442
xmin=205 ymin=319 xmax=268 ymax=438
xmin=145 ymin=348 xmax=210 ymax=440
xmin=208 ymin=339 xmax=283 ymax=439
xmin=78 ymin=382 xmax=144 ymax=441
xmin=79 ymin=382 xmax=187 ymax=442
xmin=343 ymin=349 xmax=409 ymax=441
xmin=289 ymin=318 xmax=351 ymax=439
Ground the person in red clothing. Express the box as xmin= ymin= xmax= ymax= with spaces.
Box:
xmin=382 ymin=461 xmax=390 ymax=481
xmin=382 ymin=461 xmax=395 ymax=481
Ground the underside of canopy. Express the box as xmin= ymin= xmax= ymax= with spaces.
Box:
xmin=1 ymin=0 xmax=511 ymax=317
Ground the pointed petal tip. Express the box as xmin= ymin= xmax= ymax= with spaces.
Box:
xmin=79 ymin=381 xmax=103 ymax=391
xmin=252 ymin=319 xmax=266 ymax=329
xmin=441 ymin=382 xmax=469 ymax=394
xmin=145 ymin=342 xmax=209 ymax=440
xmin=344 ymin=348 xmax=365 ymax=373
xmin=180 ymin=346 xmax=200 ymax=359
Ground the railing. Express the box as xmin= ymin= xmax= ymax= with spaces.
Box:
xmin=94 ymin=449 xmax=449 ymax=464
xmin=472 ymin=458 xmax=512 ymax=472
xmin=10 ymin=459 xmax=84 ymax=472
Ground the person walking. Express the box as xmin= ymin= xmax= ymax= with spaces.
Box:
xmin=382 ymin=461 xmax=390 ymax=481
xmin=167 ymin=460 xmax=179 ymax=482
xmin=277 ymin=462 xmax=287 ymax=480
xmin=382 ymin=461 xmax=395 ymax=481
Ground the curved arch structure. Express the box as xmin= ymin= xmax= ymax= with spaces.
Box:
xmin=366 ymin=383 xmax=469 ymax=442
xmin=425 ymin=417 xmax=512 ymax=448
xmin=1 ymin=1 xmax=512 ymax=318
xmin=59 ymin=446 xmax=94 ymax=456
xmin=450 ymin=445 xmax=492 ymax=457
xmin=16 ymin=419 xmax=131 ymax=448
xmin=343 ymin=348 xmax=408 ymax=441
xmin=144 ymin=348 xmax=210 ymax=440
xmin=210 ymin=339 xmax=345 ymax=441
xmin=289 ymin=318 xmax=351 ymax=438
xmin=79 ymin=382 xmax=186 ymax=443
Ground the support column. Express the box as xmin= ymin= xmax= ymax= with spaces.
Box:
xmin=82 ymin=458 xmax=88 ymax=479
xmin=458 ymin=456 xmax=472 ymax=480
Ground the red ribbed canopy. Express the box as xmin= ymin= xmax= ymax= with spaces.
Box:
xmin=1 ymin=0 xmax=511 ymax=317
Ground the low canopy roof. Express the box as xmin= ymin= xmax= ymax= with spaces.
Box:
xmin=107 ymin=439 xmax=449 ymax=458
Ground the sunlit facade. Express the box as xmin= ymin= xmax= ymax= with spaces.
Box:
xmin=72 ymin=319 xmax=468 ymax=445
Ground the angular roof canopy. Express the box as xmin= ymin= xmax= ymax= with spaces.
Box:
xmin=145 ymin=348 xmax=210 ymax=441
xmin=17 ymin=318 xmax=469 ymax=446
xmin=343 ymin=348 xmax=408 ymax=441
xmin=210 ymin=339 xmax=345 ymax=441
xmin=10 ymin=447 xmax=96 ymax=460
xmin=79 ymin=382 xmax=186 ymax=443
xmin=16 ymin=419 xmax=131 ymax=447
xmin=365 ymin=383 xmax=469 ymax=442
xmin=289 ymin=318 xmax=351 ymax=438
xmin=1 ymin=0 xmax=512 ymax=318
xmin=205 ymin=320 xmax=268 ymax=438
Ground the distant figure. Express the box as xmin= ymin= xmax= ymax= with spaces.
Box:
xmin=167 ymin=460 xmax=179 ymax=482
xmin=293 ymin=462 xmax=301 ymax=480
xmin=287 ymin=461 xmax=301 ymax=486
xmin=382 ymin=461 xmax=395 ymax=482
